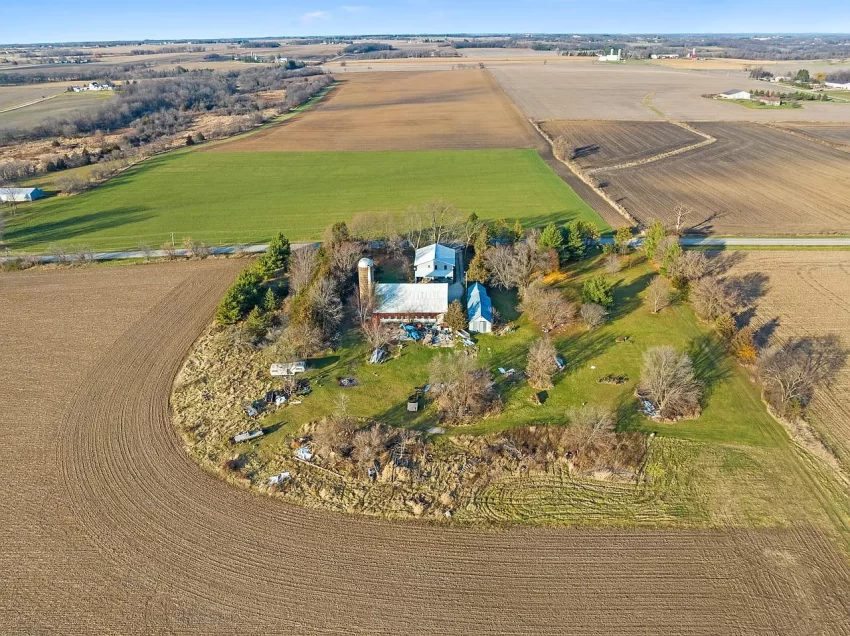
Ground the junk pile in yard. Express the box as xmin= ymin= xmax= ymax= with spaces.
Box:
xmin=270 ymin=361 xmax=307 ymax=377
xmin=369 ymin=346 xmax=388 ymax=364
xmin=232 ymin=428 xmax=266 ymax=444
xmin=292 ymin=437 xmax=314 ymax=462
xmin=338 ymin=376 xmax=359 ymax=387
xmin=496 ymin=323 xmax=517 ymax=336
xmin=398 ymin=323 xmax=458 ymax=347
xmin=598 ymin=374 xmax=629 ymax=385
xmin=639 ymin=398 xmax=660 ymax=419
xmin=268 ymin=471 xmax=291 ymax=486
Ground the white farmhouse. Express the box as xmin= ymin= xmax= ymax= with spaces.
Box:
xmin=414 ymin=243 xmax=457 ymax=282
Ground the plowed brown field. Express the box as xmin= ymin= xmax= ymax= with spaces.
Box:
xmin=3 ymin=262 xmax=850 ymax=634
xmin=724 ymin=251 xmax=850 ymax=472
xmin=778 ymin=123 xmax=850 ymax=148
xmin=599 ymin=122 xmax=850 ymax=235
xmin=210 ymin=70 xmax=542 ymax=151
xmin=539 ymin=120 xmax=704 ymax=170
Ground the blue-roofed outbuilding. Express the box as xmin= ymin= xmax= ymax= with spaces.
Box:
xmin=466 ymin=282 xmax=493 ymax=333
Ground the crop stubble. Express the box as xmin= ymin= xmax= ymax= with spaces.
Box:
xmin=723 ymin=251 xmax=850 ymax=472
xmin=490 ymin=62 xmax=850 ymax=122
xmin=593 ymin=122 xmax=850 ymax=235
xmin=213 ymin=70 xmax=542 ymax=152
xmin=2 ymin=263 xmax=850 ymax=632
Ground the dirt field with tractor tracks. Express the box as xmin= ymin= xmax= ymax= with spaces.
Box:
xmin=724 ymin=251 xmax=850 ymax=474
xmin=539 ymin=120 xmax=704 ymax=171
xmin=212 ymin=70 xmax=542 ymax=151
xmin=2 ymin=261 xmax=850 ymax=633
xmin=595 ymin=122 xmax=850 ymax=235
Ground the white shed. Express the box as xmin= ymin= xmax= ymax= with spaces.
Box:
xmin=0 ymin=187 xmax=44 ymax=202
xmin=717 ymin=89 xmax=751 ymax=100
xmin=466 ymin=282 xmax=493 ymax=334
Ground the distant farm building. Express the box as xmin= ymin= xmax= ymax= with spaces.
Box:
xmin=718 ymin=89 xmax=751 ymax=100
xmin=466 ymin=282 xmax=493 ymax=334
xmin=0 ymin=187 xmax=43 ymax=202
xmin=826 ymin=81 xmax=850 ymax=90
xmin=414 ymin=243 xmax=457 ymax=282
xmin=757 ymin=95 xmax=782 ymax=106
xmin=598 ymin=48 xmax=622 ymax=62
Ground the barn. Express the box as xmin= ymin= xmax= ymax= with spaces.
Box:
xmin=372 ymin=283 xmax=449 ymax=323
xmin=466 ymin=282 xmax=493 ymax=333
xmin=0 ymin=187 xmax=44 ymax=202
xmin=717 ymin=89 xmax=751 ymax=100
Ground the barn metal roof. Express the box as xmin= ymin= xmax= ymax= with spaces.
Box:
xmin=374 ymin=283 xmax=449 ymax=314
xmin=414 ymin=243 xmax=456 ymax=278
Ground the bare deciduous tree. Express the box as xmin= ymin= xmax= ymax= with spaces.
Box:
xmin=519 ymin=284 xmax=576 ymax=332
xmin=289 ymin=245 xmax=318 ymax=296
xmin=330 ymin=240 xmax=361 ymax=279
xmin=638 ymin=346 xmax=702 ymax=420
xmin=579 ymin=302 xmax=608 ymax=329
xmin=604 ymin=251 xmax=621 ymax=275
xmin=527 ymin=337 xmax=558 ymax=389
xmin=484 ymin=244 xmax=514 ymax=289
xmin=691 ymin=276 xmax=740 ymax=321
xmin=430 ymin=354 xmax=497 ymax=422
xmin=758 ymin=335 xmax=847 ymax=417
xmin=353 ymin=424 xmax=388 ymax=469
xmin=646 ymin=276 xmax=671 ymax=314
xmin=568 ymin=405 xmax=616 ymax=449
xmin=361 ymin=320 xmax=395 ymax=349
xmin=673 ymin=203 xmax=694 ymax=235
xmin=309 ymin=275 xmax=344 ymax=334
xmin=669 ymin=249 xmax=710 ymax=282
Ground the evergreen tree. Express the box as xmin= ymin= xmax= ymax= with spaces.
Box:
xmin=582 ymin=275 xmax=614 ymax=307
xmin=715 ymin=313 xmax=736 ymax=341
xmin=614 ymin=226 xmax=632 ymax=254
xmin=512 ymin=219 xmax=524 ymax=242
xmin=474 ymin=225 xmax=491 ymax=255
xmin=643 ymin=221 xmax=667 ymax=262
xmin=445 ymin=300 xmax=467 ymax=332
xmin=243 ymin=306 xmax=269 ymax=343
xmin=256 ymin=232 xmax=291 ymax=278
xmin=262 ymin=287 xmax=278 ymax=313
xmin=466 ymin=252 xmax=489 ymax=284
xmin=660 ymin=241 xmax=683 ymax=277
xmin=539 ymin=222 xmax=564 ymax=251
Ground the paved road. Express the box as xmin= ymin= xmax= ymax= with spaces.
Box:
xmin=3 ymin=236 xmax=848 ymax=265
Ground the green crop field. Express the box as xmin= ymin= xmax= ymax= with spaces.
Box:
xmin=0 ymin=91 xmax=113 ymax=132
xmin=4 ymin=148 xmax=608 ymax=253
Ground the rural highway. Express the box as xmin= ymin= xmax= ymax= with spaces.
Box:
xmin=4 ymin=236 xmax=849 ymax=265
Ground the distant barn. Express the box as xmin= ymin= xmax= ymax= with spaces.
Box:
xmin=0 ymin=187 xmax=44 ymax=202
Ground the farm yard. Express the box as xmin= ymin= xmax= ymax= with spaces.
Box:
xmin=722 ymin=251 xmax=850 ymax=473
xmin=590 ymin=122 xmax=850 ymax=235
xmin=3 ymin=148 xmax=606 ymax=253
xmin=3 ymin=258 xmax=850 ymax=633
xmin=489 ymin=62 xmax=850 ymax=122
xmin=211 ymin=70 xmax=542 ymax=151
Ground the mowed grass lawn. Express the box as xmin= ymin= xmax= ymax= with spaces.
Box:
xmin=5 ymin=148 xmax=608 ymax=253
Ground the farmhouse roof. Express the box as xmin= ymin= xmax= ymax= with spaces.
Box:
xmin=466 ymin=282 xmax=493 ymax=324
xmin=374 ymin=283 xmax=449 ymax=315
xmin=414 ymin=243 xmax=456 ymax=278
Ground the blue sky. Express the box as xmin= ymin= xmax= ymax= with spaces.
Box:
xmin=1 ymin=0 xmax=849 ymax=44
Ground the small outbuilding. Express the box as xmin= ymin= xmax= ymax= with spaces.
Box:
xmin=466 ymin=282 xmax=493 ymax=334
xmin=0 ymin=187 xmax=44 ymax=203
xmin=757 ymin=95 xmax=782 ymax=106
xmin=717 ymin=89 xmax=751 ymax=100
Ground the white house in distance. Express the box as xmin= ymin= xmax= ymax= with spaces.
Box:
xmin=466 ymin=282 xmax=493 ymax=334
xmin=0 ymin=187 xmax=44 ymax=202
xmin=717 ymin=89 xmax=751 ymax=100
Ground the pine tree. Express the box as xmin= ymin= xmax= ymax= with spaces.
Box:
xmin=614 ymin=226 xmax=632 ymax=254
xmin=715 ymin=313 xmax=736 ymax=341
xmin=643 ymin=221 xmax=667 ymax=262
xmin=256 ymin=232 xmax=291 ymax=278
xmin=582 ymin=275 xmax=614 ymax=307
xmin=512 ymin=219 xmax=524 ymax=242
xmin=444 ymin=300 xmax=467 ymax=332
xmin=262 ymin=287 xmax=278 ymax=313
xmin=474 ymin=225 xmax=491 ymax=255
xmin=539 ymin=222 xmax=564 ymax=251
xmin=466 ymin=252 xmax=488 ymax=284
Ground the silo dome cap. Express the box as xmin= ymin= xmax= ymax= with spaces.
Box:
xmin=358 ymin=257 xmax=374 ymax=268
